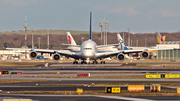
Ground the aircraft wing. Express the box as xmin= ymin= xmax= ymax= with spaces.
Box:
xmin=4 ymin=47 xmax=32 ymax=51
xmin=96 ymin=47 xmax=175 ymax=59
xmin=97 ymin=44 xmax=119 ymax=48
xmin=31 ymin=49 xmax=82 ymax=59
xmin=146 ymin=48 xmax=174 ymax=52
xmin=96 ymin=49 xmax=145 ymax=59
xmin=60 ymin=44 xmax=80 ymax=47
xmin=4 ymin=47 xmax=80 ymax=59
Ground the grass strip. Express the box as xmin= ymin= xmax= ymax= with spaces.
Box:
xmin=0 ymin=80 xmax=50 ymax=84
xmin=39 ymin=83 xmax=180 ymax=87
xmin=0 ymin=90 xmax=178 ymax=96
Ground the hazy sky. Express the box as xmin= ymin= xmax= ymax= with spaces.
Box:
xmin=0 ymin=0 xmax=180 ymax=33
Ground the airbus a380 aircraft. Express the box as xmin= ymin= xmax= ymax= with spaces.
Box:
xmin=4 ymin=12 xmax=149 ymax=64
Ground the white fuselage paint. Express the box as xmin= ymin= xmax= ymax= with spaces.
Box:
xmin=80 ymin=39 xmax=97 ymax=60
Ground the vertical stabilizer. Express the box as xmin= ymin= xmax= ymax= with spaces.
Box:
xmin=156 ymin=32 xmax=165 ymax=44
xmin=163 ymin=36 xmax=166 ymax=41
xmin=89 ymin=12 xmax=92 ymax=40
xmin=66 ymin=32 xmax=77 ymax=45
xmin=117 ymin=34 xmax=129 ymax=50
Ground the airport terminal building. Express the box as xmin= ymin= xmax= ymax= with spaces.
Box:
xmin=156 ymin=41 xmax=180 ymax=60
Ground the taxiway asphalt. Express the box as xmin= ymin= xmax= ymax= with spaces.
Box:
xmin=0 ymin=94 xmax=180 ymax=101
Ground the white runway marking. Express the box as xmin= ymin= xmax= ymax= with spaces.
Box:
xmin=0 ymin=94 xmax=154 ymax=101
xmin=97 ymin=95 xmax=154 ymax=101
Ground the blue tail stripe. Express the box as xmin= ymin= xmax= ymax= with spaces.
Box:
xmin=89 ymin=12 xmax=92 ymax=40
xmin=119 ymin=39 xmax=129 ymax=50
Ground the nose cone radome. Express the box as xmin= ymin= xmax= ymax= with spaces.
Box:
xmin=82 ymin=51 xmax=94 ymax=58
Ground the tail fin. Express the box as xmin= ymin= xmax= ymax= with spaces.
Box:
xmin=156 ymin=32 xmax=165 ymax=44
xmin=66 ymin=32 xmax=77 ymax=45
xmin=117 ymin=34 xmax=129 ymax=50
xmin=89 ymin=12 xmax=92 ymax=40
xmin=163 ymin=36 xmax=166 ymax=41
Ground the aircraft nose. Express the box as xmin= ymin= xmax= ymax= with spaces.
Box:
xmin=82 ymin=51 xmax=93 ymax=58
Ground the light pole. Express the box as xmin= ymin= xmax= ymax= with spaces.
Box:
xmin=102 ymin=17 xmax=108 ymax=45
xmin=38 ymin=37 xmax=41 ymax=49
xmin=31 ymin=29 xmax=34 ymax=48
xmin=81 ymin=37 xmax=84 ymax=44
xmin=23 ymin=16 xmax=28 ymax=48
xmin=136 ymin=40 xmax=138 ymax=47
xmin=131 ymin=40 xmax=132 ymax=47
xmin=47 ymin=30 xmax=50 ymax=49
xmin=123 ymin=31 xmax=124 ymax=41
xmin=145 ymin=39 xmax=147 ymax=47
xmin=99 ymin=22 xmax=103 ymax=45
xmin=127 ymin=28 xmax=130 ymax=46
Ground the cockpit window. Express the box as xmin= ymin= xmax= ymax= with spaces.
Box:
xmin=84 ymin=48 xmax=92 ymax=50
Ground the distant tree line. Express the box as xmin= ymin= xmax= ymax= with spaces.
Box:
xmin=0 ymin=32 xmax=180 ymax=50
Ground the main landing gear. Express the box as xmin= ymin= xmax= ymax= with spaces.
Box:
xmin=100 ymin=61 xmax=105 ymax=64
xmin=73 ymin=60 xmax=78 ymax=64
xmin=92 ymin=60 xmax=98 ymax=64
xmin=81 ymin=61 xmax=87 ymax=64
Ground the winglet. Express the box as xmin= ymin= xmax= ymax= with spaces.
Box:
xmin=89 ymin=12 xmax=92 ymax=40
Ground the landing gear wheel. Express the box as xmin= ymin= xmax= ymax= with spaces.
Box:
xmin=73 ymin=61 xmax=78 ymax=64
xmin=101 ymin=61 xmax=105 ymax=64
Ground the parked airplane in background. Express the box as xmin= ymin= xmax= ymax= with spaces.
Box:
xmin=4 ymin=12 xmax=149 ymax=64
xmin=117 ymin=34 xmax=129 ymax=50
xmin=65 ymin=32 xmax=80 ymax=52
xmin=117 ymin=33 xmax=172 ymax=54
xmin=65 ymin=32 xmax=118 ymax=53
xmin=156 ymin=32 xmax=165 ymax=44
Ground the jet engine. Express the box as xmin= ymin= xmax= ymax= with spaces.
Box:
xmin=29 ymin=51 xmax=37 ymax=59
xmin=141 ymin=51 xmax=149 ymax=58
xmin=117 ymin=53 xmax=125 ymax=61
xmin=52 ymin=53 xmax=61 ymax=61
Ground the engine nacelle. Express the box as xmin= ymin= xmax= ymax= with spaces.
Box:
xmin=141 ymin=51 xmax=149 ymax=58
xmin=117 ymin=53 xmax=125 ymax=61
xmin=29 ymin=51 xmax=37 ymax=59
xmin=52 ymin=53 xmax=61 ymax=61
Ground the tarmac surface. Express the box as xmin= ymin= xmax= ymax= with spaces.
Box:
xmin=1 ymin=76 xmax=180 ymax=83
xmin=50 ymin=62 xmax=180 ymax=67
xmin=0 ymin=86 xmax=174 ymax=91
xmin=1 ymin=68 xmax=180 ymax=73
xmin=0 ymin=94 xmax=180 ymax=101
xmin=1 ymin=62 xmax=180 ymax=100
